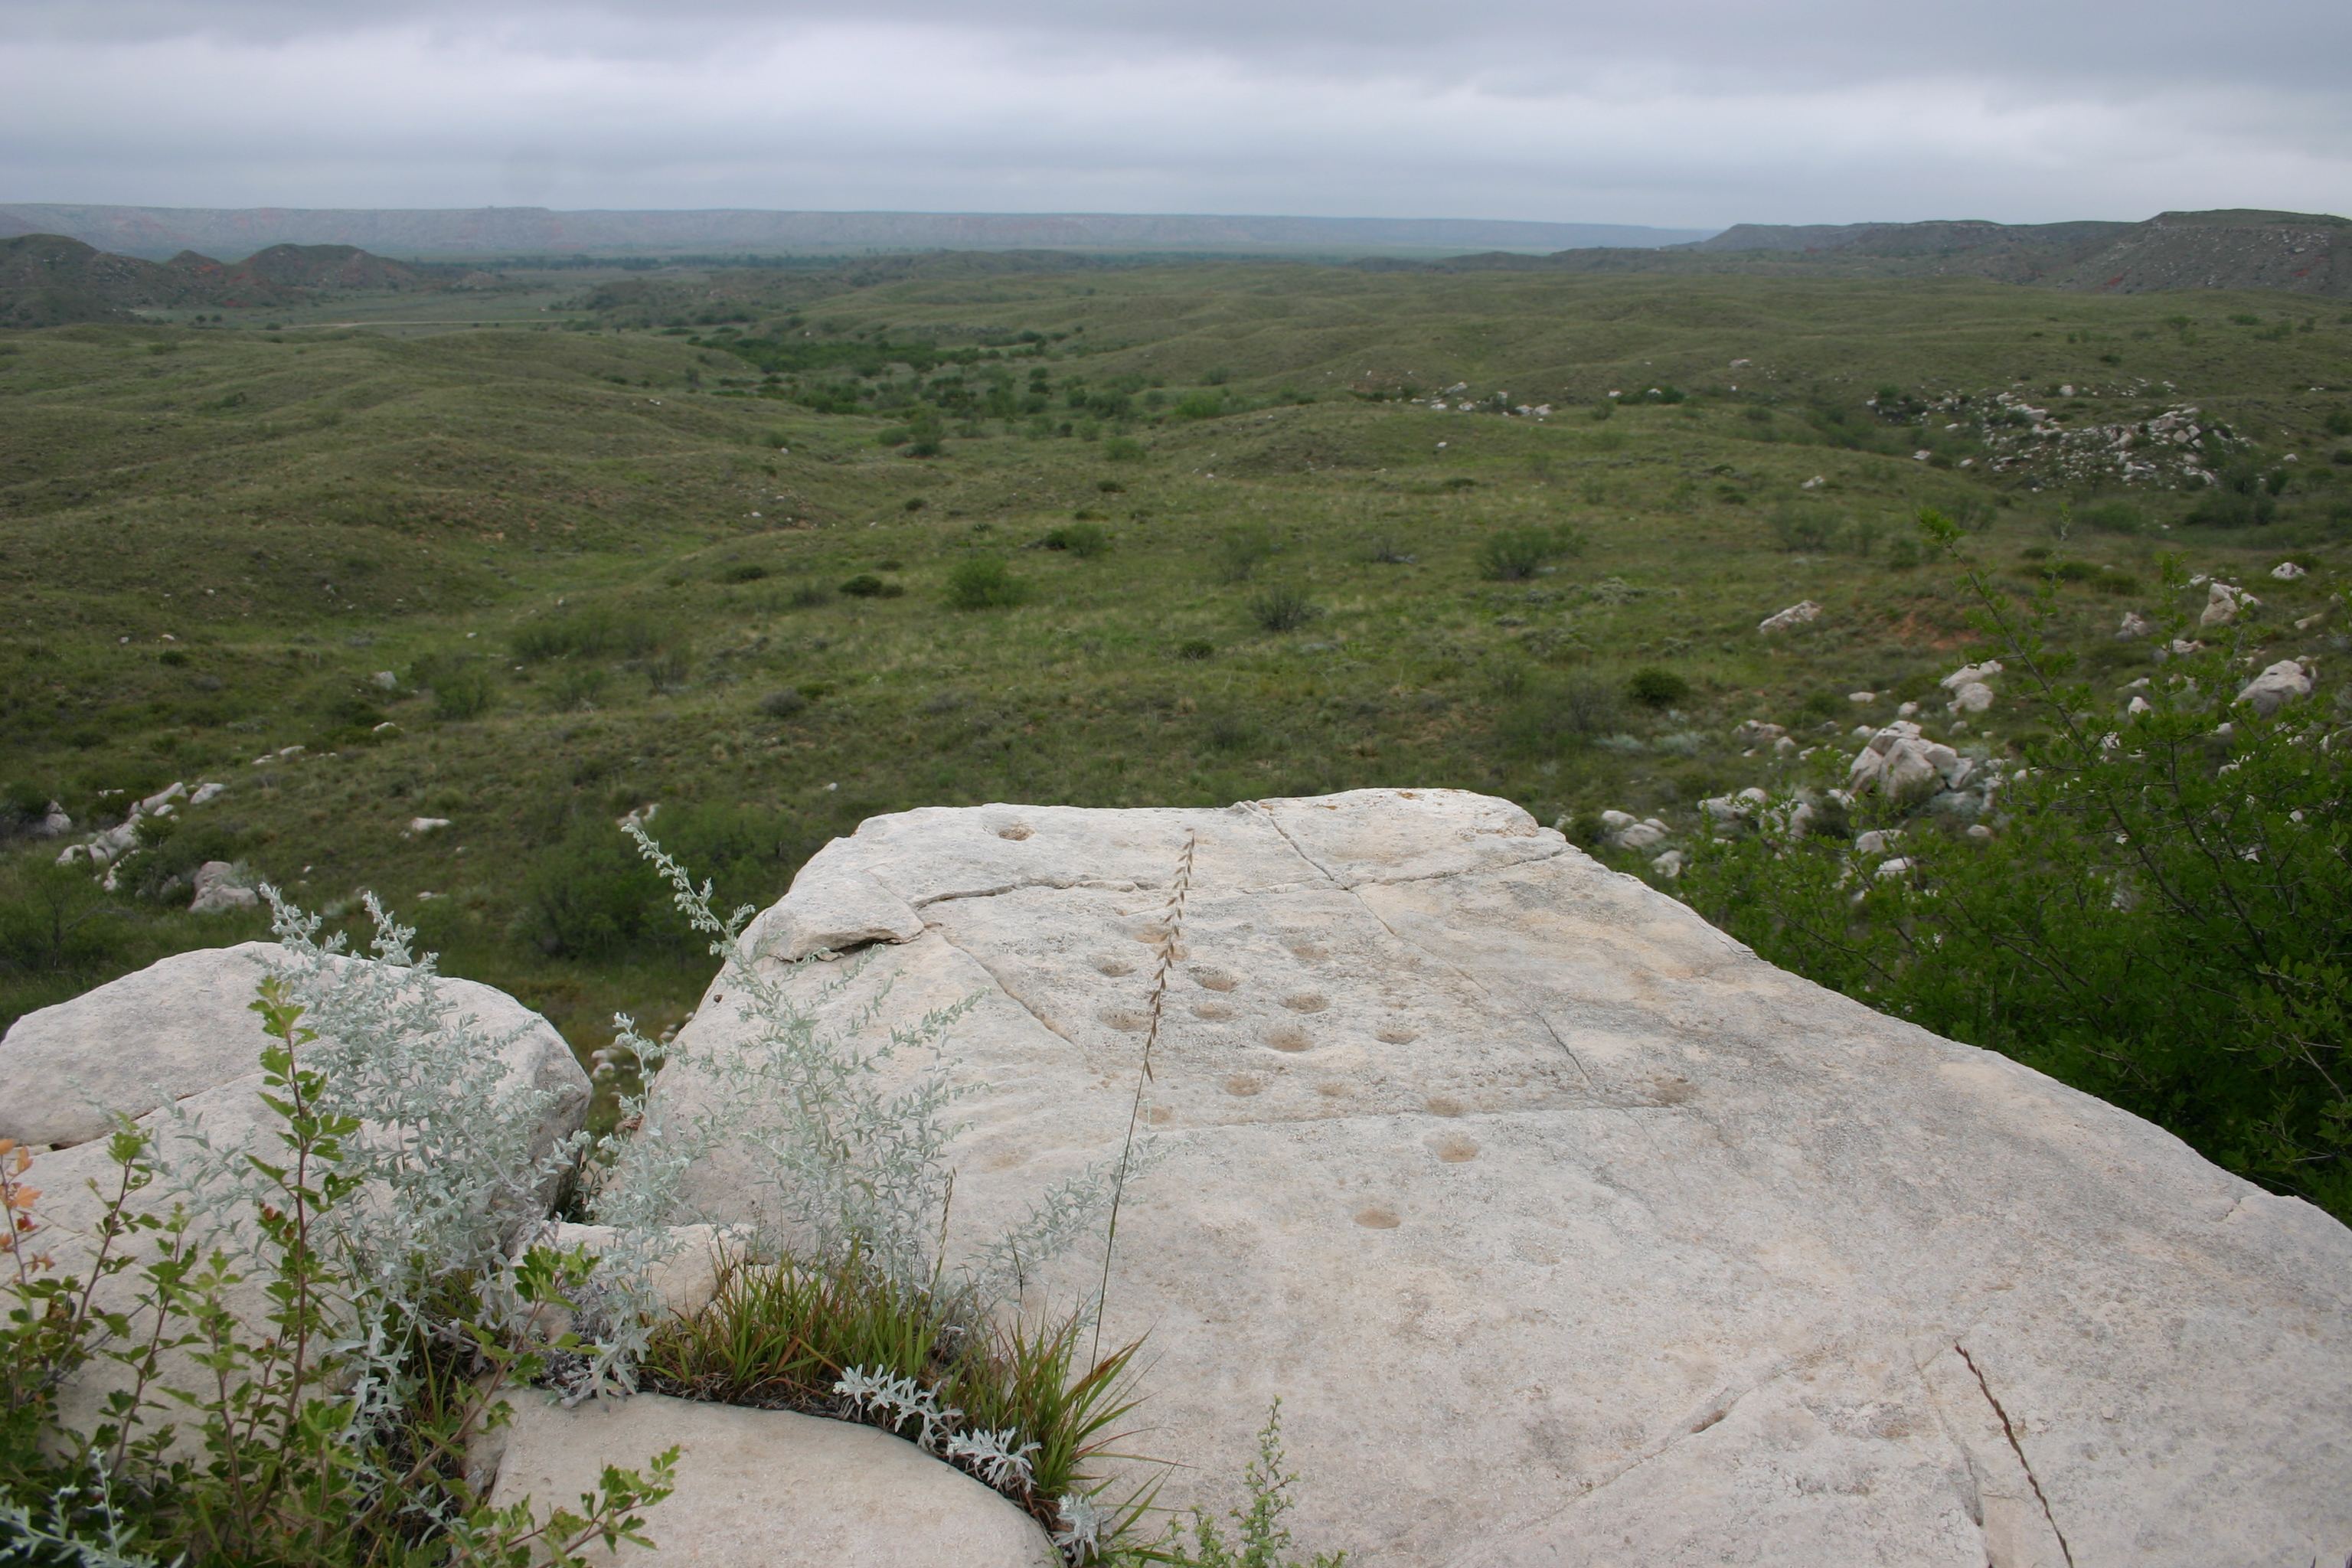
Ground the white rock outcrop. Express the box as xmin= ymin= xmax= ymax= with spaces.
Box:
xmin=188 ymin=859 xmax=258 ymax=913
xmin=2116 ymin=609 xmax=2156 ymax=639
xmin=2200 ymin=581 xmax=2257 ymax=628
xmin=1757 ymin=599 xmax=1822 ymax=634
xmin=483 ymin=1395 xmax=1059 ymax=1567
xmin=646 ymin=789 xmax=2352 ymax=1568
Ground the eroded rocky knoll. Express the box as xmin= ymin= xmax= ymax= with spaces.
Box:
xmin=658 ymin=788 xmax=2352 ymax=1567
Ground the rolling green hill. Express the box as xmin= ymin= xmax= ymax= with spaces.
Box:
xmin=3 ymin=259 xmax=2347 ymax=1112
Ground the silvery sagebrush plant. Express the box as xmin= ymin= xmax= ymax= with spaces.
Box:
xmin=0 ymin=893 xmax=677 ymax=1566
xmin=582 ymin=823 xmax=1148 ymax=1321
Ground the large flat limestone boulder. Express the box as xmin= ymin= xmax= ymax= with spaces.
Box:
xmin=484 ymin=1392 xmax=1059 ymax=1566
xmin=654 ymin=789 xmax=2352 ymax=1567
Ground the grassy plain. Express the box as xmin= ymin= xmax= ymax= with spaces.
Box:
xmin=3 ymin=260 xmax=2348 ymax=1080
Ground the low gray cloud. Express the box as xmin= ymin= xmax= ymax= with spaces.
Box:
xmin=2 ymin=0 xmax=2347 ymax=224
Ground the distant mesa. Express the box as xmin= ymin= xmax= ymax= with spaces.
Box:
xmin=1439 ymin=207 xmax=2352 ymax=299
xmin=0 ymin=203 xmax=1714 ymax=262
xmin=0 ymin=234 xmax=449 ymax=327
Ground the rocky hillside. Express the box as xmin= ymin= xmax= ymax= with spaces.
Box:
xmin=0 ymin=234 xmax=455 ymax=325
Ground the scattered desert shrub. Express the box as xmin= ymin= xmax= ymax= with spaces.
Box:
xmin=1044 ymin=523 xmax=1112 ymax=557
xmin=1214 ymin=526 xmax=1278 ymax=584
xmin=1249 ymin=587 xmax=1317 ymax=632
xmin=1625 ymin=668 xmax=1690 ymax=709
xmin=946 ymin=557 xmax=1030 ymax=609
xmin=1475 ymin=526 xmax=1583 ymax=581
xmin=511 ymin=609 xmax=666 ymax=663
xmin=1494 ymin=676 xmax=1623 ymax=755
xmin=839 ymin=573 xmax=903 ymax=599
xmin=1176 ymin=639 xmax=1216 ymax=661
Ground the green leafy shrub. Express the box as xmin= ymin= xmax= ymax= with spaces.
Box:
xmin=1174 ymin=391 xmax=1225 ymax=420
xmin=721 ymin=563 xmax=769 ymax=583
xmin=1044 ymin=523 xmax=1112 ymax=558
xmin=519 ymin=804 xmax=803 ymax=961
xmin=758 ymin=689 xmax=808 ymax=718
xmin=1102 ymin=436 xmax=1146 ymax=461
xmin=946 ymin=557 xmax=1030 ymax=609
xmin=840 ymin=573 xmax=904 ymax=599
xmin=1146 ymin=1402 xmax=1346 ymax=1568
xmin=428 ymin=664 xmax=495 ymax=722
xmin=1625 ymin=668 xmax=1690 ymax=709
xmin=1176 ymin=639 xmax=1215 ymax=661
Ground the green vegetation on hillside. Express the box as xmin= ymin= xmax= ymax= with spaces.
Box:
xmin=2 ymin=259 xmax=2347 ymax=1205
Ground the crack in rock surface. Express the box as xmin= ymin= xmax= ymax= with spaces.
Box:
xmin=652 ymin=789 xmax=2352 ymax=1568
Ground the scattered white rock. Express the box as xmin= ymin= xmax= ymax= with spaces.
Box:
xmin=25 ymin=802 xmax=72 ymax=838
xmin=1965 ymin=823 xmax=1994 ymax=842
xmin=2200 ymin=581 xmax=2258 ymax=629
xmin=1847 ymin=691 xmax=1875 ymax=704
xmin=2236 ymin=658 xmax=2315 ymax=717
xmin=1730 ymin=720 xmax=1785 ymax=747
xmin=1756 ymin=599 xmax=1822 ymax=634
xmin=1649 ymin=848 xmax=1685 ymax=878
xmin=642 ymin=789 xmax=2352 ymax=1563
xmin=2127 ymin=695 xmax=2153 ymax=714
xmin=1613 ymin=818 xmax=1670 ymax=851
xmin=483 ymin=1395 xmax=1059 ymax=1568
xmin=1874 ymin=856 xmax=1913 ymax=877
xmin=410 ymin=816 xmax=452 ymax=833
xmin=1894 ymin=701 xmax=1919 ymax=718
xmin=2168 ymin=638 xmax=2206 ymax=656
xmin=1772 ymin=735 xmax=1797 ymax=756
xmin=188 ymin=860 xmax=258 ymax=914
xmin=2271 ymin=561 xmax=2307 ymax=580
xmin=1947 ymin=681 xmax=1996 ymax=715
xmin=1854 ymin=828 xmax=1903 ymax=855
xmin=1939 ymin=661 xmax=2004 ymax=690
xmin=1598 ymin=809 xmax=1636 ymax=833
xmin=2296 ymin=612 xmax=2328 ymax=631
xmin=372 ymin=670 xmax=400 ymax=690
xmin=189 ymin=781 xmax=227 ymax=806
xmin=2117 ymin=610 xmax=2157 ymax=640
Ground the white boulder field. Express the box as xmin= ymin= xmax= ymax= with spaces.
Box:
xmin=649 ymin=789 xmax=2352 ymax=1568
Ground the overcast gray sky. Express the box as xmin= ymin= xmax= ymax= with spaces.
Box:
xmin=4 ymin=0 xmax=2347 ymax=226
